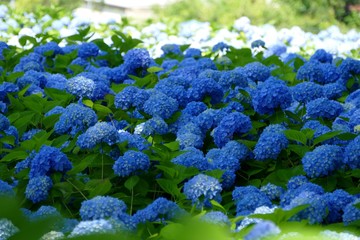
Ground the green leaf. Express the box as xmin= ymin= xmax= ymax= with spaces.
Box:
xmin=210 ymin=200 xmax=227 ymax=212
xmin=337 ymin=132 xmax=357 ymax=141
xmin=147 ymin=66 xmax=163 ymax=73
xmin=156 ymin=178 xmax=182 ymax=199
xmin=160 ymin=223 xmax=183 ymax=239
xmin=86 ymin=179 xmax=112 ymax=198
xmin=312 ymin=130 xmax=342 ymax=146
xmin=124 ymin=175 xmax=140 ymax=190
xmin=83 ymin=99 xmax=94 ymax=108
xmin=287 ymin=144 xmax=310 ymax=158
xmin=68 ymin=154 xmax=98 ymax=174
xmin=93 ymin=104 xmax=113 ymax=114
xmin=0 ymin=150 xmax=29 ymax=162
xmin=283 ymin=129 xmax=307 ymax=145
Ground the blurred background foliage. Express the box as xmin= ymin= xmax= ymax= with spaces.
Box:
xmin=152 ymin=0 xmax=360 ymax=32
xmin=0 ymin=0 xmax=359 ymax=32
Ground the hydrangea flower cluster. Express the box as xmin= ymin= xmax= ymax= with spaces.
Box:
xmin=79 ymin=196 xmax=127 ymax=221
xmin=77 ymin=121 xmax=119 ymax=149
xmin=183 ymin=174 xmax=222 ymax=208
xmin=302 ymin=145 xmax=343 ymax=178
xmin=113 ymin=150 xmax=150 ymax=177
xmin=54 ymin=103 xmax=97 ymax=136
xmin=252 ymin=77 xmax=292 ymax=115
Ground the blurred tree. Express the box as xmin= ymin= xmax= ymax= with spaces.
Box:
xmin=0 ymin=0 xmax=83 ymax=12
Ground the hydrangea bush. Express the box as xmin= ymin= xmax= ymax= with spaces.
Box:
xmin=0 ymin=4 xmax=360 ymax=240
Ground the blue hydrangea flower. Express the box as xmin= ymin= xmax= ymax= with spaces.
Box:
xmin=280 ymin=182 xmax=324 ymax=207
xmin=0 ymin=179 xmax=15 ymax=196
xmin=252 ymin=78 xmax=292 ymax=115
xmin=251 ymin=39 xmax=266 ymax=49
xmin=16 ymin=70 xmax=47 ymax=89
xmin=0 ymin=82 xmax=18 ymax=102
xmin=338 ymin=58 xmax=360 ymax=81
xmin=222 ymin=141 xmax=249 ymax=161
xmin=0 ymin=101 xmax=7 ymax=113
xmin=113 ymin=150 xmax=150 ymax=177
xmin=139 ymin=116 xmax=168 ymax=136
xmin=183 ymin=174 xmax=222 ymax=208
xmin=0 ymin=113 xmax=9 ymax=131
xmin=309 ymin=49 xmax=333 ymax=63
xmin=143 ymin=91 xmax=179 ymax=119
xmin=69 ymin=219 xmax=115 ymax=237
xmin=184 ymin=48 xmax=202 ymax=58
xmin=244 ymin=220 xmax=280 ymax=240
xmin=176 ymin=132 xmax=204 ymax=149
xmin=25 ymin=175 xmax=53 ymax=203
xmin=187 ymin=77 xmax=224 ymax=104
xmin=171 ymin=147 xmax=209 ymax=171
xmin=29 ymin=145 xmax=72 ymax=178
xmin=132 ymin=197 xmax=185 ymax=225
xmin=114 ymin=86 xmax=139 ymax=110
xmin=30 ymin=205 xmax=61 ymax=220
xmin=321 ymin=63 xmax=340 ymax=83
xmin=302 ymin=144 xmax=343 ymax=178
xmin=296 ymin=61 xmax=325 ymax=83
xmin=323 ymin=82 xmax=346 ymax=99
xmin=243 ymin=62 xmax=270 ymax=82
xmin=349 ymin=109 xmax=360 ymax=133
xmin=54 ymin=103 xmax=97 ymax=136
xmin=110 ymin=65 xmax=130 ymax=83
xmin=154 ymin=80 xmax=188 ymax=107
xmin=212 ymin=42 xmax=230 ymax=52
xmin=285 ymin=191 xmax=327 ymax=224
xmin=291 ymin=82 xmax=324 ymax=103
xmin=343 ymin=199 xmax=360 ymax=225
xmin=213 ymin=112 xmax=252 ymax=147
xmin=45 ymin=74 xmax=67 ymax=90
xmin=182 ymin=101 xmax=208 ymax=116
xmin=232 ymin=186 xmax=272 ymax=216
xmin=66 ymin=75 xmax=95 ymax=99
xmin=77 ymin=122 xmax=119 ymax=149
xmin=287 ymin=175 xmax=309 ymax=190
xmin=34 ymin=41 xmax=63 ymax=56
xmin=0 ymin=219 xmax=19 ymax=239
xmin=344 ymin=135 xmax=360 ymax=169
xmin=200 ymin=211 xmax=230 ymax=226
xmin=45 ymin=106 xmax=65 ymax=117
xmin=323 ymin=189 xmax=355 ymax=223
xmin=206 ymin=148 xmax=241 ymax=172
xmin=260 ymin=183 xmax=285 ymax=201
xmin=77 ymin=42 xmax=99 ymax=58
xmin=161 ymin=44 xmax=183 ymax=56
xmin=219 ymin=69 xmax=248 ymax=89
xmin=21 ymin=128 xmax=42 ymax=141
xmin=118 ymin=131 xmax=150 ymax=151
xmin=80 ymin=196 xmax=127 ymax=221
xmin=254 ymin=131 xmax=288 ymax=161
xmin=306 ymin=98 xmax=343 ymax=119
xmin=123 ymin=48 xmax=151 ymax=72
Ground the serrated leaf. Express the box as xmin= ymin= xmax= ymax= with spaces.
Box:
xmin=284 ymin=129 xmax=307 ymax=145
xmin=93 ymin=104 xmax=112 ymax=114
xmin=124 ymin=175 xmax=140 ymax=190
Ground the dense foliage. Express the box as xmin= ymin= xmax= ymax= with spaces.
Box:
xmin=0 ymin=4 xmax=360 ymax=240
